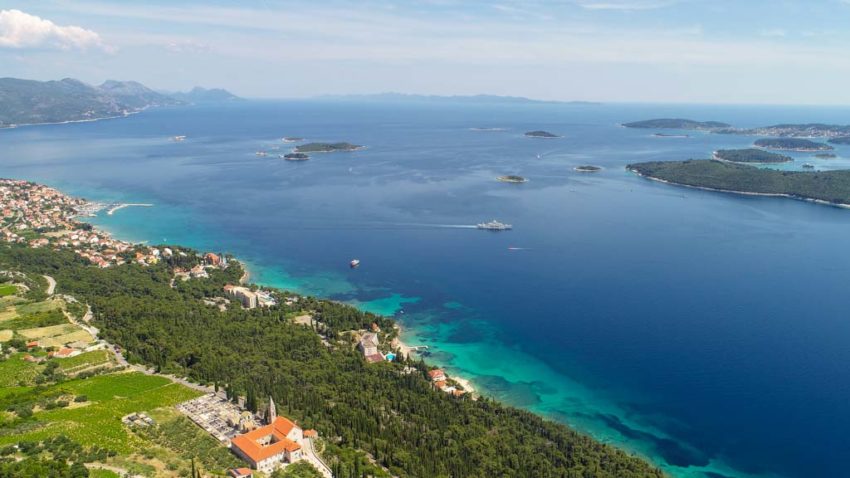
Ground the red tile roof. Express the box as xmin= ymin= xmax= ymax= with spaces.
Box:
xmin=230 ymin=416 xmax=301 ymax=463
xmin=365 ymin=353 xmax=384 ymax=363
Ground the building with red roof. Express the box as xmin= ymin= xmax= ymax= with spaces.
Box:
xmin=230 ymin=416 xmax=303 ymax=473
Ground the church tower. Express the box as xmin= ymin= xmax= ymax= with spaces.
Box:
xmin=268 ymin=396 xmax=277 ymax=424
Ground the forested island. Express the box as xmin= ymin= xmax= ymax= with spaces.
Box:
xmin=815 ymin=153 xmax=837 ymax=159
xmin=283 ymin=153 xmax=310 ymax=161
xmin=497 ymin=175 xmax=528 ymax=183
xmin=524 ymin=130 xmax=560 ymax=138
xmin=622 ymin=119 xmax=730 ymax=130
xmin=753 ymin=138 xmax=833 ymax=152
xmin=713 ymin=148 xmax=793 ymax=163
xmin=628 ymin=159 xmax=850 ymax=206
xmin=575 ymin=165 xmax=602 ymax=172
xmin=829 ymin=136 xmax=850 ymax=145
xmin=294 ymin=142 xmax=363 ymax=153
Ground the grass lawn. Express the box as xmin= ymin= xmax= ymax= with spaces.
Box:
xmin=0 ymin=372 xmax=202 ymax=454
xmin=0 ymin=284 xmax=16 ymax=297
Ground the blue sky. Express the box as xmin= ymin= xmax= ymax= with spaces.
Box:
xmin=2 ymin=0 xmax=850 ymax=103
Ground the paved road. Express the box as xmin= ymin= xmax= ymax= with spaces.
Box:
xmin=43 ymin=275 xmax=56 ymax=295
xmin=302 ymin=437 xmax=334 ymax=478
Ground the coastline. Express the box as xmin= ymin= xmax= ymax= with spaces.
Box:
xmin=710 ymin=151 xmax=792 ymax=165
xmin=0 ymin=108 xmax=146 ymax=130
xmin=392 ymin=323 xmax=477 ymax=397
xmin=627 ymin=167 xmax=850 ymax=209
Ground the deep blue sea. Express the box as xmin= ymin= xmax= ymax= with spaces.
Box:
xmin=3 ymin=100 xmax=850 ymax=478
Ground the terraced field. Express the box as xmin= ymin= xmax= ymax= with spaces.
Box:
xmin=0 ymin=372 xmax=202 ymax=453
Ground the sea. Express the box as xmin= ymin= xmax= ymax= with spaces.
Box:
xmin=3 ymin=100 xmax=850 ymax=478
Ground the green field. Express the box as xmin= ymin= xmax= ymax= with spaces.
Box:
xmin=0 ymin=353 xmax=44 ymax=387
xmin=58 ymin=349 xmax=113 ymax=374
xmin=0 ymin=372 xmax=202 ymax=454
xmin=0 ymin=284 xmax=16 ymax=297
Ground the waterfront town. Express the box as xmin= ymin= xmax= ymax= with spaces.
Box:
xmin=0 ymin=176 xmax=477 ymax=476
xmin=0 ymin=178 xmax=161 ymax=267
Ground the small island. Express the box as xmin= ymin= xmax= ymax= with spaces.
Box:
xmin=713 ymin=148 xmax=793 ymax=163
xmin=497 ymin=175 xmax=528 ymax=183
xmin=283 ymin=153 xmax=310 ymax=161
xmin=622 ymin=118 xmax=730 ymax=130
xmin=828 ymin=136 xmax=850 ymax=145
xmin=524 ymin=130 xmax=560 ymax=138
xmin=294 ymin=142 xmax=363 ymax=153
xmin=815 ymin=153 xmax=837 ymax=159
xmin=574 ymin=165 xmax=602 ymax=172
xmin=754 ymin=138 xmax=833 ymax=152
xmin=653 ymin=133 xmax=690 ymax=138
xmin=627 ymin=159 xmax=850 ymax=206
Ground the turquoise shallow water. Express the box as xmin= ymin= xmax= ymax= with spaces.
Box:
xmin=3 ymin=101 xmax=850 ymax=477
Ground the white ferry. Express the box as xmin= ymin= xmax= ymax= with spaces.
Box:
xmin=476 ymin=220 xmax=512 ymax=231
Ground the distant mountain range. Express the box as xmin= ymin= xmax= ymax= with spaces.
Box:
xmin=315 ymin=92 xmax=599 ymax=105
xmin=0 ymin=78 xmax=240 ymax=128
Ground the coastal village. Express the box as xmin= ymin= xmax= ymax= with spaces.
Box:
xmin=0 ymin=177 xmax=475 ymax=477
xmin=0 ymin=179 xmax=161 ymax=268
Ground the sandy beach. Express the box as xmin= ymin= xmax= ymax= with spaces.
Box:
xmin=393 ymin=324 xmax=477 ymax=396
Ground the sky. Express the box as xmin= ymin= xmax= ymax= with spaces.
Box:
xmin=2 ymin=0 xmax=850 ymax=104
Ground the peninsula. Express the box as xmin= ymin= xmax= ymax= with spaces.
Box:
xmin=628 ymin=159 xmax=850 ymax=206
xmin=294 ymin=142 xmax=363 ymax=153
xmin=713 ymin=148 xmax=793 ymax=163
xmin=622 ymin=118 xmax=730 ymax=130
xmin=828 ymin=136 xmax=850 ymax=145
xmin=524 ymin=130 xmax=560 ymax=138
xmin=753 ymin=138 xmax=833 ymax=152
xmin=0 ymin=77 xmax=238 ymax=128
xmin=0 ymin=177 xmax=665 ymax=478
xmin=497 ymin=175 xmax=528 ymax=183
xmin=717 ymin=123 xmax=850 ymax=138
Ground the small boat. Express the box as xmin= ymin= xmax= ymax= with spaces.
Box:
xmin=477 ymin=220 xmax=512 ymax=231
xmin=802 ymin=163 xmax=815 ymax=169
xmin=255 ymin=151 xmax=268 ymax=157
xmin=171 ymin=135 xmax=186 ymax=142
xmin=350 ymin=259 xmax=360 ymax=268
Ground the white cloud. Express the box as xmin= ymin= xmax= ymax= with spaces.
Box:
xmin=0 ymin=9 xmax=107 ymax=51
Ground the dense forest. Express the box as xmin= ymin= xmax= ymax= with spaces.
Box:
xmin=0 ymin=244 xmax=664 ymax=478
xmin=753 ymin=138 xmax=832 ymax=151
xmin=628 ymin=159 xmax=850 ymax=205
xmin=713 ymin=148 xmax=792 ymax=163
xmin=621 ymin=119 xmax=730 ymax=130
